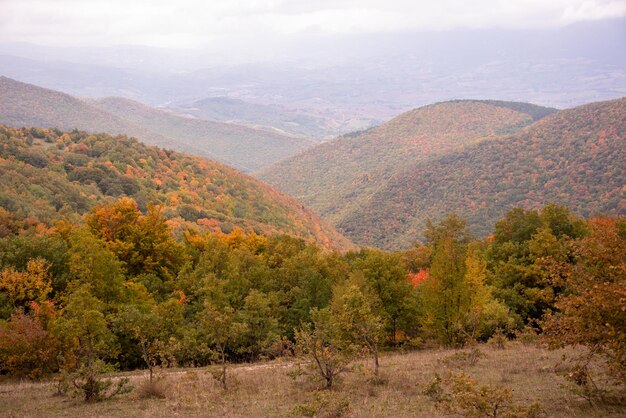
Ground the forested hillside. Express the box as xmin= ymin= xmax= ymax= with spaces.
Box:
xmin=0 ymin=126 xmax=353 ymax=251
xmin=0 ymin=77 xmax=311 ymax=171
xmin=342 ymin=98 xmax=625 ymax=248
xmin=91 ymin=97 xmax=312 ymax=171
xmin=258 ymin=100 xmax=556 ymax=238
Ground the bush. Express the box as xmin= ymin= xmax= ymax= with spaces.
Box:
xmin=57 ymin=361 xmax=133 ymax=403
xmin=487 ymin=329 xmax=509 ymax=350
xmin=137 ymin=378 xmax=168 ymax=399
xmin=440 ymin=348 xmax=486 ymax=368
xmin=292 ymin=391 xmax=350 ymax=418
xmin=423 ymin=371 xmax=544 ymax=417
xmin=0 ymin=306 xmax=60 ymax=379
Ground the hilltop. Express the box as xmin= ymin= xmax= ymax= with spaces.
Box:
xmin=0 ymin=77 xmax=311 ymax=171
xmin=258 ymin=100 xmax=556 ymax=228
xmin=259 ymin=98 xmax=624 ymax=249
xmin=342 ymin=98 xmax=625 ymax=248
xmin=0 ymin=125 xmax=353 ymax=251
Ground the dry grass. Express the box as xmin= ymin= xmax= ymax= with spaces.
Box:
xmin=0 ymin=344 xmax=624 ymax=417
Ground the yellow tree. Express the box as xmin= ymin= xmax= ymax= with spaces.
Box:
xmin=0 ymin=258 xmax=51 ymax=307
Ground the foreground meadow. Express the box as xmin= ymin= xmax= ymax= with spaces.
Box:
xmin=1 ymin=343 xmax=623 ymax=418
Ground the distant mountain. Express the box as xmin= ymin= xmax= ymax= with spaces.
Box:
xmin=0 ymin=125 xmax=354 ymax=252
xmin=261 ymin=98 xmax=624 ymax=249
xmin=258 ymin=100 xmax=556 ymax=226
xmin=0 ymin=77 xmax=311 ymax=171
xmin=172 ymin=97 xmax=340 ymax=140
xmin=90 ymin=96 xmax=312 ymax=171
xmin=341 ymin=98 xmax=626 ymax=248
xmin=1 ymin=18 xmax=624 ymax=121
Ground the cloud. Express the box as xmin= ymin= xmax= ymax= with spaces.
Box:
xmin=0 ymin=0 xmax=625 ymax=47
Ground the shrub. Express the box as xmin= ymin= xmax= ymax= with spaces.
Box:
xmin=440 ymin=348 xmax=486 ymax=368
xmin=137 ymin=377 xmax=168 ymax=399
xmin=58 ymin=361 xmax=133 ymax=402
xmin=423 ymin=371 xmax=544 ymax=418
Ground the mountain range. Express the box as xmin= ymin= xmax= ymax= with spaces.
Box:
xmin=0 ymin=76 xmax=310 ymax=171
xmin=259 ymin=98 xmax=625 ymax=249
xmin=0 ymin=18 xmax=624 ymax=135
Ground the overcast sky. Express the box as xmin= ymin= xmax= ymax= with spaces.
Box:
xmin=1 ymin=0 xmax=625 ymax=48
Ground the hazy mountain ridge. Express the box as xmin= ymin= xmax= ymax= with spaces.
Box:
xmin=0 ymin=125 xmax=354 ymax=251
xmin=173 ymin=97 xmax=338 ymax=140
xmin=0 ymin=77 xmax=311 ymax=171
xmin=0 ymin=18 xmax=623 ymax=131
xmin=90 ymin=96 xmax=312 ymax=171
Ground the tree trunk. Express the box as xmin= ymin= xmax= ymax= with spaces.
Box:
xmin=373 ymin=344 xmax=379 ymax=377
xmin=221 ymin=347 xmax=227 ymax=390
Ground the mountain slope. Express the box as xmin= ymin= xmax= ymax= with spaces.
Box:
xmin=0 ymin=77 xmax=311 ymax=171
xmin=341 ymin=98 xmax=626 ymax=248
xmin=0 ymin=125 xmax=354 ymax=252
xmin=91 ymin=97 xmax=312 ymax=171
xmin=258 ymin=100 xmax=557 ymax=226
xmin=173 ymin=97 xmax=334 ymax=140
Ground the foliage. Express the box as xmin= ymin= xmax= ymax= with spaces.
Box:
xmin=487 ymin=205 xmax=585 ymax=325
xmin=423 ymin=371 xmax=544 ymax=417
xmin=348 ymin=248 xmax=416 ymax=344
xmin=52 ymin=286 xmax=121 ymax=401
xmin=0 ymin=258 xmax=51 ymax=307
xmin=331 ymin=272 xmax=385 ymax=376
xmin=420 ymin=215 xmax=512 ymax=346
xmin=0 ymin=125 xmax=353 ymax=252
xmin=0 ymin=76 xmax=310 ymax=172
xmin=0 ymin=302 xmax=60 ymax=378
xmin=263 ymin=98 xmax=625 ymax=249
xmin=260 ymin=101 xmax=532 ymax=240
xmin=294 ymin=308 xmax=354 ymax=389
xmin=542 ymin=217 xmax=626 ymax=391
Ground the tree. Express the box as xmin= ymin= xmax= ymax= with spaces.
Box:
xmin=0 ymin=258 xmax=51 ymax=308
xmin=421 ymin=233 xmax=467 ymax=347
xmin=86 ymin=198 xmax=184 ymax=287
xmin=201 ymin=303 xmax=244 ymax=390
xmin=67 ymin=229 xmax=125 ymax=304
xmin=420 ymin=214 xmax=511 ymax=346
xmin=0 ymin=301 xmax=59 ymax=378
xmin=331 ymin=272 xmax=384 ymax=377
xmin=236 ymin=290 xmax=279 ymax=361
xmin=53 ymin=286 xmax=130 ymax=402
xmin=115 ymin=299 xmax=178 ymax=383
xmin=543 ymin=217 xmax=626 ymax=391
xmin=487 ymin=205 xmax=584 ymax=326
xmin=294 ymin=307 xmax=354 ymax=389
xmin=350 ymin=249 xmax=415 ymax=344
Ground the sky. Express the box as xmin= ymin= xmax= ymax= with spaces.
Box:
xmin=1 ymin=0 xmax=626 ymax=48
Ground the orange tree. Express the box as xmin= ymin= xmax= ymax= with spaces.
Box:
xmin=543 ymin=217 xmax=626 ymax=387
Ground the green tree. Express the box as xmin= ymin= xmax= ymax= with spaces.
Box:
xmin=331 ymin=272 xmax=384 ymax=377
xmin=350 ymin=248 xmax=415 ymax=344
xmin=236 ymin=289 xmax=279 ymax=361
xmin=201 ymin=302 xmax=245 ymax=390
xmin=487 ymin=205 xmax=584 ymax=325
xmin=53 ymin=286 xmax=130 ymax=402
xmin=294 ymin=307 xmax=354 ymax=389
xmin=67 ymin=229 xmax=125 ymax=304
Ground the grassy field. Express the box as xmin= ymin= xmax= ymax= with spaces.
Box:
xmin=1 ymin=343 xmax=624 ymax=417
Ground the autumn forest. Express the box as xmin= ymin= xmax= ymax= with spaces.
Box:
xmin=0 ymin=9 xmax=625 ymax=416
